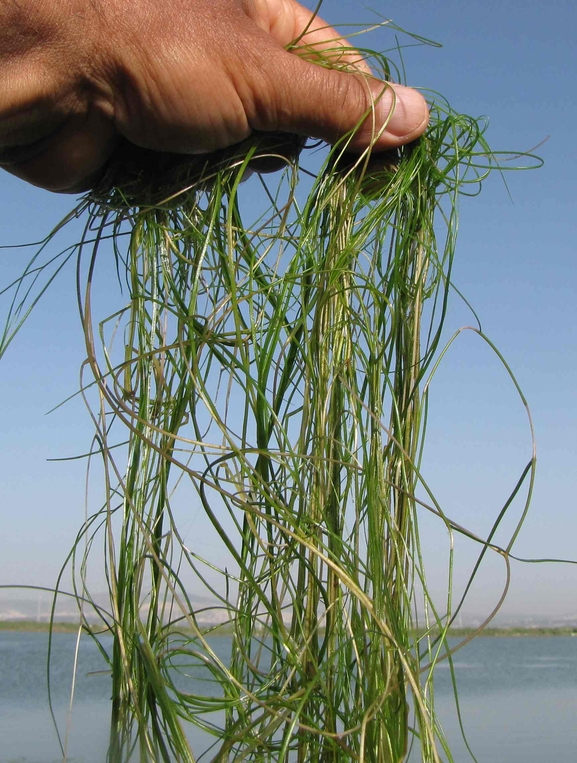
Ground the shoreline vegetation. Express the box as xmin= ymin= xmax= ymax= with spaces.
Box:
xmin=2 ymin=620 xmax=576 ymax=638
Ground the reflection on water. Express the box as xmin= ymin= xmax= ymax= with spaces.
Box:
xmin=1 ymin=632 xmax=576 ymax=762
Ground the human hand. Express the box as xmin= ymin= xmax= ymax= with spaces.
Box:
xmin=0 ymin=0 xmax=429 ymax=193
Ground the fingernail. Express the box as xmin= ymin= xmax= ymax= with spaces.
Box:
xmin=371 ymin=82 xmax=429 ymax=140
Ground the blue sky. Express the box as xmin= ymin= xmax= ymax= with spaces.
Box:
xmin=1 ymin=0 xmax=576 ymax=622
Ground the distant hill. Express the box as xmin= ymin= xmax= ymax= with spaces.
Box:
xmin=2 ymin=589 xmax=576 ymax=630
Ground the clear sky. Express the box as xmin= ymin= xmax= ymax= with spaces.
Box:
xmin=1 ymin=0 xmax=576 ymax=623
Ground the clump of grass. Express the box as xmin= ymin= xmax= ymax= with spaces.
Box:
xmin=1 ymin=25 xmax=542 ymax=763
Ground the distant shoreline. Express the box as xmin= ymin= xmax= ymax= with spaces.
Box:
xmin=1 ymin=620 xmax=576 ymax=638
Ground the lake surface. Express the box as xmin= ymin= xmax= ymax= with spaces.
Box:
xmin=1 ymin=631 xmax=576 ymax=762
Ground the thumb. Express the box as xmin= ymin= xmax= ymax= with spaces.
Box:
xmin=250 ymin=50 xmax=429 ymax=151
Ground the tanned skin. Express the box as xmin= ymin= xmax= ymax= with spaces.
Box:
xmin=0 ymin=0 xmax=428 ymax=192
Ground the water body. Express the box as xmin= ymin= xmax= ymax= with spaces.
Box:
xmin=1 ymin=631 xmax=576 ymax=762
xmin=412 ymin=636 xmax=577 ymax=762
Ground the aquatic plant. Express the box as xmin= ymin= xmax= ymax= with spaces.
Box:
xmin=1 ymin=22 xmax=541 ymax=763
